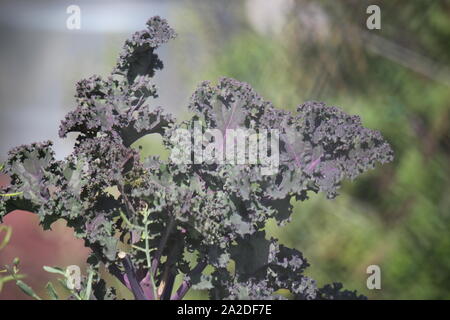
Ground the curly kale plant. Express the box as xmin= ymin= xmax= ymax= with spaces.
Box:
xmin=0 ymin=17 xmax=393 ymax=300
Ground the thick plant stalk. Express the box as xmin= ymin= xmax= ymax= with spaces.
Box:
xmin=122 ymin=257 xmax=146 ymax=300
xmin=151 ymin=216 xmax=175 ymax=275
xmin=143 ymin=208 xmax=158 ymax=300
xmin=171 ymin=260 xmax=207 ymax=300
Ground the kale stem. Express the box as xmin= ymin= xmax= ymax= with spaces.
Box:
xmin=143 ymin=210 xmax=158 ymax=300
xmin=170 ymin=259 xmax=207 ymax=300
xmin=160 ymin=269 xmax=176 ymax=300
xmin=159 ymin=240 xmax=181 ymax=299
xmin=151 ymin=215 xmax=175 ymax=275
xmin=122 ymin=256 xmax=146 ymax=300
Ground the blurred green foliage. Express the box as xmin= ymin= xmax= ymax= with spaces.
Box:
xmin=174 ymin=0 xmax=450 ymax=299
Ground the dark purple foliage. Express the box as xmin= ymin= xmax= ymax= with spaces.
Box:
xmin=0 ymin=17 xmax=393 ymax=300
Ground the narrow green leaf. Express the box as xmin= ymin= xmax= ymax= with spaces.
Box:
xmin=83 ymin=269 xmax=94 ymax=300
xmin=43 ymin=266 xmax=66 ymax=276
xmin=0 ymin=225 xmax=12 ymax=250
xmin=16 ymin=280 xmax=41 ymax=300
xmin=131 ymin=244 xmax=147 ymax=252
xmin=45 ymin=282 xmax=59 ymax=300
xmin=119 ymin=210 xmax=145 ymax=231
xmin=0 ymin=192 xmax=23 ymax=197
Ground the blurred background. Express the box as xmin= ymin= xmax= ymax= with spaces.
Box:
xmin=0 ymin=0 xmax=449 ymax=299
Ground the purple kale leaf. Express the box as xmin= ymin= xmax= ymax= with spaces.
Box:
xmin=0 ymin=16 xmax=393 ymax=300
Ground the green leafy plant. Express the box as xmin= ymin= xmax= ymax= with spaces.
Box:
xmin=0 ymin=226 xmax=27 ymax=295
xmin=0 ymin=17 xmax=393 ymax=300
